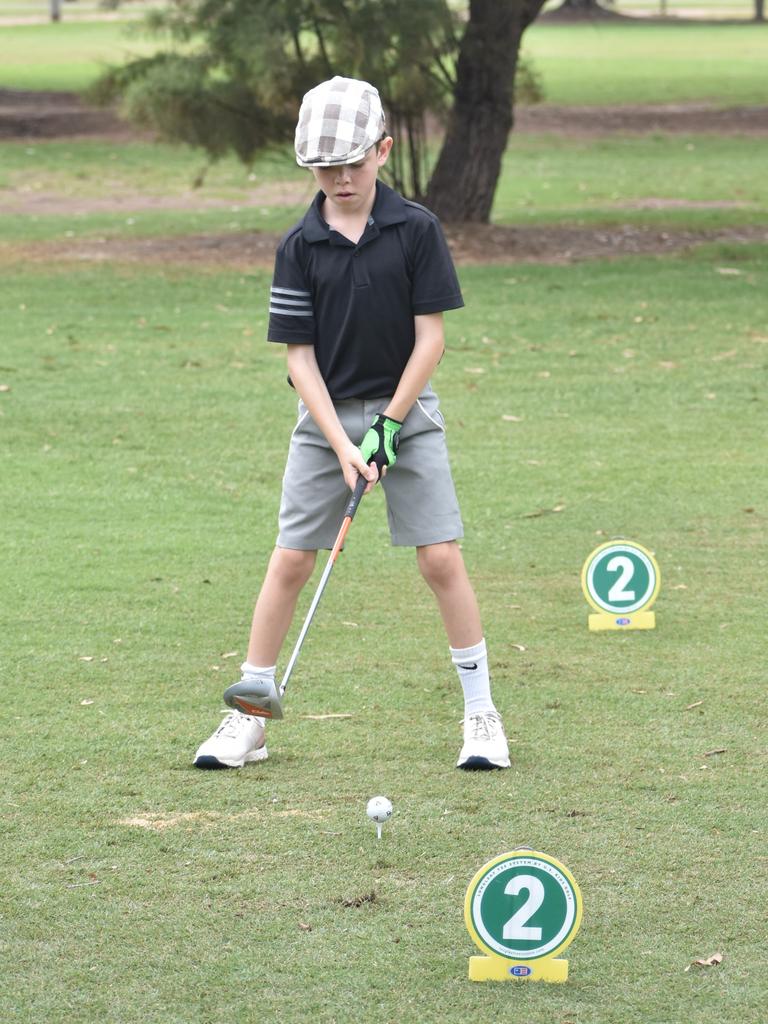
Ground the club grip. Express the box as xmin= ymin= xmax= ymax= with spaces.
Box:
xmin=344 ymin=474 xmax=367 ymax=520
xmin=345 ymin=451 xmax=388 ymax=520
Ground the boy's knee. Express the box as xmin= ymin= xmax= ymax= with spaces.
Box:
xmin=271 ymin=546 xmax=317 ymax=588
xmin=417 ymin=541 xmax=462 ymax=589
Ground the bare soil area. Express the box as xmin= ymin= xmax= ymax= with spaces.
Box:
xmin=2 ymin=89 xmax=767 ymax=267
xmin=3 ymin=89 xmax=768 ymax=140
xmin=9 ymin=222 xmax=767 ymax=270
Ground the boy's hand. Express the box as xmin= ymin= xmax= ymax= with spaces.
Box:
xmin=360 ymin=414 xmax=402 ymax=478
xmin=338 ymin=441 xmax=378 ymax=495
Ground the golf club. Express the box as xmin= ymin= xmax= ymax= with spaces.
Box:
xmin=223 ymin=465 xmax=376 ymax=720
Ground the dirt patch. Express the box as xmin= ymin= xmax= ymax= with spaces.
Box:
xmin=445 ymin=223 xmax=768 ymax=264
xmin=3 ymin=89 xmax=768 ymax=141
xmin=0 ymin=89 xmax=143 ymax=140
xmin=117 ymin=806 xmax=324 ymax=831
xmin=0 ymin=183 xmax=311 ymax=216
xmin=6 ymin=222 xmax=767 ymax=269
xmin=607 ymin=198 xmax=755 ymax=210
xmin=2 ymin=89 xmax=766 ymax=267
xmin=515 ymin=103 xmax=768 ymax=137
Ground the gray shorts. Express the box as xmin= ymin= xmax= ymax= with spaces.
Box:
xmin=277 ymin=385 xmax=464 ymax=549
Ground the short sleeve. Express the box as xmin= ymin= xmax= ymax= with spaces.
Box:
xmin=410 ymin=215 xmax=464 ymax=316
xmin=267 ymin=232 xmax=316 ymax=344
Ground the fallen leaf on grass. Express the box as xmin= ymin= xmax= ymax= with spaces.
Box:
xmin=0 ymin=384 xmax=11 ymax=393
xmin=685 ymin=952 xmax=723 ymax=971
xmin=685 ymin=701 xmax=704 ymax=711
xmin=78 ymin=656 xmax=94 ymax=662
xmin=502 ymin=414 xmax=524 ymax=422
xmin=298 ymin=922 xmax=312 ymax=932
xmin=511 ymin=644 xmax=527 ymax=652
xmin=703 ymin=748 xmax=727 ymax=757
xmin=80 ymin=699 xmax=95 ymax=706
xmin=221 ymin=651 xmax=238 ymax=659
xmin=716 ymin=266 xmax=743 ymax=275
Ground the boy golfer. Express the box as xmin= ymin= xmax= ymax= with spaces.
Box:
xmin=194 ymin=77 xmax=509 ymax=771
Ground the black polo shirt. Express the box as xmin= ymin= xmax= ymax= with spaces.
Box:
xmin=267 ymin=181 xmax=464 ymax=400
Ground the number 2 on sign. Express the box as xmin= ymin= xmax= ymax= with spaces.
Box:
xmin=607 ymin=556 xmax=636 ymax=602
xmin=503 ymin=875 xmax=544 ymax=941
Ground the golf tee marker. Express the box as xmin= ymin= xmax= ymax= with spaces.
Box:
xmin=581 ymin=540 xmax=660 ymax=631
xmin=464 ymin=850 xmax=582 ymax=983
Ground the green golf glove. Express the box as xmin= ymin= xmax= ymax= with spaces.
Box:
xmin=360 ymin=414 xmax=402 ymax=475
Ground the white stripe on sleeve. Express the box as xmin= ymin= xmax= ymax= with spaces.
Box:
xmin=269 ymin=285 xmax=313 ymax=317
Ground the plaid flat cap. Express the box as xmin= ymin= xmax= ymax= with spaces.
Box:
xmin=295 ymin=76 xmax=386 ymax=168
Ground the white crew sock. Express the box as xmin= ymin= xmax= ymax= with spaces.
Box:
xmin=450 ymin=639 xmax=496 ymax=717
xmin=240 ymin=661 xmax=276 ymax=681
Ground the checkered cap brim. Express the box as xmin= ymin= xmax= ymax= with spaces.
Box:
xmin=295 ymin=76 xmax=385 ymax=168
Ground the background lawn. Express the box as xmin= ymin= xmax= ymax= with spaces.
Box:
xmin=523 ymin=23 xmax=768 ymax=106
xmin=1 ymin=131 xmax=767 ymax=246
xmin=2 ymin=248 xmax=766 ymax=1024
xmin=1 ymin=9 xmax=767 ymax=1024
xmin=0 ymin=15 xmax=767 ymax=105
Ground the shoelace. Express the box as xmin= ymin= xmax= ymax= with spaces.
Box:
xmin=215 ymin=712 xmax=255 ymax=738
xmin=466 ymin=713 xmax=500 ymax=742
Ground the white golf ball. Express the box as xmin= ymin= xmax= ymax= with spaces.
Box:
xmin=366 ymin=796 xmax=393 ymax=824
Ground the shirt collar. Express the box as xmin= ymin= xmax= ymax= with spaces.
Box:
xmin=301 ymin=181 xmax=407 ymax=244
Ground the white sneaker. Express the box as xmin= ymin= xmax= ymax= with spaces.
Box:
xmin=193 ymin=712 xmax=268 ymax=769
xmin=457 ymin=711 xmax=510 ymax=770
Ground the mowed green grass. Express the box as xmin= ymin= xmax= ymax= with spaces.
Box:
xmin=2 ymin=13 xmax=767 ymax=1022
xmin=1 ymin=17 xmax=767 ymax=106
xmin=2 ymin=246 xmax=766 ymax=1023
xmin=523 ymin=23 xmax=768 ymax=105
xmin=1 ymin=131 xmax=767 ymax=247
xmin=0 ymin=20 xmax=159 ymax=91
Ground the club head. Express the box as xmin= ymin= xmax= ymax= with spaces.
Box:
xmin=223 ymin=678 xmax=284 ymax=720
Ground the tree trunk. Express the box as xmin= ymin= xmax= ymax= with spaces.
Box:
xmin=756 ymin=0 xmax=765 ymax=22
xmin=426 ymin=0 xmax=547 ymax=223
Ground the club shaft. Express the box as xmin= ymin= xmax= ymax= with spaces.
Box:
xmin=279 ymin=475 xmax=367 ymax=696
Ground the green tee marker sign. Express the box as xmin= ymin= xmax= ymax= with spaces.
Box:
xmin=581 ymin=540 xmax=660 ymax=631
xmin=464 ymin=850 xmax=583 ymax=983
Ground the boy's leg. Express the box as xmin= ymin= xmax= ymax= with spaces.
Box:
xmin=194 ymin=546 xmax=316 ymax=770
xmin=246 ymin=546 xmax=318 ymax=666
xmin=196 ymin=398 xmax=350 ymax=770
xmin=416 ymin=540 xmax=482 ymax=649
xmin=417 ymin=541 xmax=510 ymax=769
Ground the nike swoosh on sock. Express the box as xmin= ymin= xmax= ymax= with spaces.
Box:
xmin=459 ymin=662 xmax=478 ymax=671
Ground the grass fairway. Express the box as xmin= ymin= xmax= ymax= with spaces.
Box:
xmin=1 ymin=17 xmax=767 ymax=106
xmin=2 ymin=10 xmax=766 ymax=1021
xmin=0 ymin=20 xmax=159 ymax=91
xmin=2 ymin=246 xmax=766 ymax=1022
xmin=1 ymin=132 xmax=766 ymax=248
xmin=524 ymin=23 xmax=768 ymax=106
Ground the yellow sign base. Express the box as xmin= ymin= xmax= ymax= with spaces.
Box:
xmin=469 ymin=955 xmax=569 ymax=983
xmin=588 ymin=610 xmax=655 ymax=632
